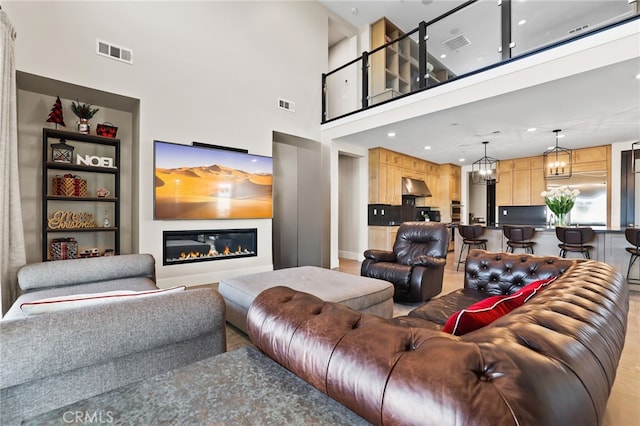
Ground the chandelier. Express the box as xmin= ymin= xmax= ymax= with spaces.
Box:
xmin=543 ymin=129 xmax=572 ymax=179
xmin=472 ymin=141 xmax=499 ymax=185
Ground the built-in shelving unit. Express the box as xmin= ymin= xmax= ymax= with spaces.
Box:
xmin=42 ymin=128 xmax=120 ymax=260
xmin=369 ymin=17 xmax=454 ymax=105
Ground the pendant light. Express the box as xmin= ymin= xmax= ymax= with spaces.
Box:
xmin=543 ymin=129 xmax=572 ymax=180
xmin=472 ymin=141 xmax=499 ymax=185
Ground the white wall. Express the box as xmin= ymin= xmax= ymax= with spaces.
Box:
xmin=327 ymin=36 xmax=358 ymax=120
xmin=5 ymin=1 xmax=334 ymax=286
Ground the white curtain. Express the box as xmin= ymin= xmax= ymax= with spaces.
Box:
xmin=0 ymin=9 xmax=25 ymax=317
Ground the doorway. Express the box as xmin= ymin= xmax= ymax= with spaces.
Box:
xmin=272 ymin=132 xmax=328 ymax=269
xmin=486 ymin=183 xmax=496 ymax=226
xmin=338 ymin=153 xmax=361 ymax=260
xmin=621 ymin=149 xmax=639 ymax=226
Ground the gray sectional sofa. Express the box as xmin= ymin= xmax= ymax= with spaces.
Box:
xmin=0 ymin=254 xmax=227 ymax=425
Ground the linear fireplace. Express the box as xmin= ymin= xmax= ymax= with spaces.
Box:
xmin=162 ymin=228 xmax=257 ymax=266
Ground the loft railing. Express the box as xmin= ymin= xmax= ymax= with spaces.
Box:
xmin=322 ymin=0 xmax=639 ymax=124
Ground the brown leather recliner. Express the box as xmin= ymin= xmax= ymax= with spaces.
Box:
xmin=361 ymin=221 xmax=448 ymax=303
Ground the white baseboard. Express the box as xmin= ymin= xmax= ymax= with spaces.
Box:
xmin=339 ymin=250 xmax=361 ymax=261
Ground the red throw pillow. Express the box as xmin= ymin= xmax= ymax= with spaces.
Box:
xmin=443 ymin=276 xmax=557 ymax=336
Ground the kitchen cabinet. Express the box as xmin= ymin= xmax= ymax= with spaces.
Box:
xmin=573 ymin=145 xmax=609 ymax=164
xmin=42 ymin=128 xmax=120 ymax=261
xmin=423 ymin=173 xmax=439 ymax=207
xmin=368 ymin=226 xmax=399 ymax=251
xmin=439 ymin=163 xmax=461 ymax=202
xmin=512 ymin=169 xmax=532 ymax=205
xmin=381 ymin=164 xmax=403 ymax=205
xmin=370 ymin=147 xmax=430 ymax=205
xmin=369 ymin=150 xmax=403 ymax=205
xmin=495 ymin=161 xmax=513 ymax=206
xmin=369 ymin=147 xmax=452 ymax=209
xmin=497 ymin=156 xmax=546 ymax=206
xmin=530 ymin=156 xmax=546 ymax=205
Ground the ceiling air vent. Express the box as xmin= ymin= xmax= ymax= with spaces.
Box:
xmin=442 ymin=34 xmax=471 ymax=51
xmin=278 ymin=98 xmax=295 ymax=112
xmin=96 ymin=39 xmax=133 ymax=64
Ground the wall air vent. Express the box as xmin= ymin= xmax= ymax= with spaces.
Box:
xmin=442 ymin=34 xmax=471 ymax=51
xmin=278 ymin=98 xmax=295 ymax=112
xmin=568 ymin=24 xmax=589 ymax=34
xmin=96 ymin=39 xmax=133 ymax=64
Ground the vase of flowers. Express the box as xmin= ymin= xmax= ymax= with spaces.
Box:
xmin=71 ymin=101 xmax=99 ymax=134
xmin=541 ymin=186 xmax=580 ymax=227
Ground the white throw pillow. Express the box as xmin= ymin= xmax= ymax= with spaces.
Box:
xmin=20 ymin=286 xmax=186 ymax=316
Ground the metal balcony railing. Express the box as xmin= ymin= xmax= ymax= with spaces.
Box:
xmin=322 ymin=0 xmax=639 ymax=124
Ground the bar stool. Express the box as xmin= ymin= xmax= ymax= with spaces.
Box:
xmin=555 ymin=226 xmax=595 ymax=259
xmin=625 ymin=227 xmax=640 ymax=281
xmin=456 ymin=225 xmax=487 ymax=271
xmin=503 ymin=225 xmax=535 ymax=254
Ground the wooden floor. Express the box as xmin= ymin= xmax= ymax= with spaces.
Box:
xmin=337 ymin=252 xmax=640 ymax=426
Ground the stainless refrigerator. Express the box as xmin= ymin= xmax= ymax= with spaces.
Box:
xmin=547 ymin=181 xmax=607 ymax=226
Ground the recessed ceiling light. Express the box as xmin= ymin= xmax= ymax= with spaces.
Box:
xmin=518 ymin=19 xmax=527 ymax=26
xmin=459 ymin=158 xmax=465 ymax=162
xmin=387 ymin=132 xmax=396 ymax=137
xmin=440 ymin=54 xmax=446 ymax=59
xmin=424 ymin=146 xmax=431 ymax=150
xmin=636 ymin=73 xmax=640 ymax=79
xmin=527 ymin=127 xmax=537 ymax=132
xmin=557 ymin=134 xmax=565 ymax=138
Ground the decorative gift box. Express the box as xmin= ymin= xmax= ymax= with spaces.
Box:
xmin=96 ymin=122 xmax=118 ymax=138
xmin=51 ymin=174 xmax=87 ymax=197
xmin=49 ymin=237 xmax=78 ymax=260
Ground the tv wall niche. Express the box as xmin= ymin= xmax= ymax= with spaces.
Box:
xmin=154 ymin=141 xmax=273 ymax=220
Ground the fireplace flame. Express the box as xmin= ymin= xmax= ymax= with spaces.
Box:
xmin=224 ymin=246 xmax=230 ymax=255
xmin=179 ymin=251 xmax=204 ymax=259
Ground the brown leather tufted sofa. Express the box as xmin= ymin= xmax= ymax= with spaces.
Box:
xmin=247 ymin=250 xmax=629 ymax=426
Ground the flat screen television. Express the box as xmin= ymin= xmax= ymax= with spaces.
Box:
xmin=154 ymin=140 xmax=273 ymax=220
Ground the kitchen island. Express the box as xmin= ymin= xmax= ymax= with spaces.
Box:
xmin=454 ymin=225 xmax=637 ymax=282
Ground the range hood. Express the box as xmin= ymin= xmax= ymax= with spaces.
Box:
xmin=402 ymin=177 xmax=432 ymax=197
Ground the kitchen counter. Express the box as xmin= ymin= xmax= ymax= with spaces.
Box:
xmin=485 ymin=225 xmax=625 ymax=233
xmin=454 ymin=225 xmax=635 ymax=277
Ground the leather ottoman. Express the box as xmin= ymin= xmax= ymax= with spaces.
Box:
xmin=218 ymin=266 xmax=394 ymax=333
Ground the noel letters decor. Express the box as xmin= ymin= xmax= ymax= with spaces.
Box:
xmin=77 ymin=154 xmax=115 ymax=168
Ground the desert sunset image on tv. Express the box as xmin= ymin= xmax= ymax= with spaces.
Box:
xmin=154 ymin=141 xmax=273 ymax=220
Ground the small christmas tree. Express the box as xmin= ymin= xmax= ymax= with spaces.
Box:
xmin=46 ymin=96 xmax=66 ymax=128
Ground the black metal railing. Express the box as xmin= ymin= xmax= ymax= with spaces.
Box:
xmin=322 ymin=0 xmax=638 ymax=124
